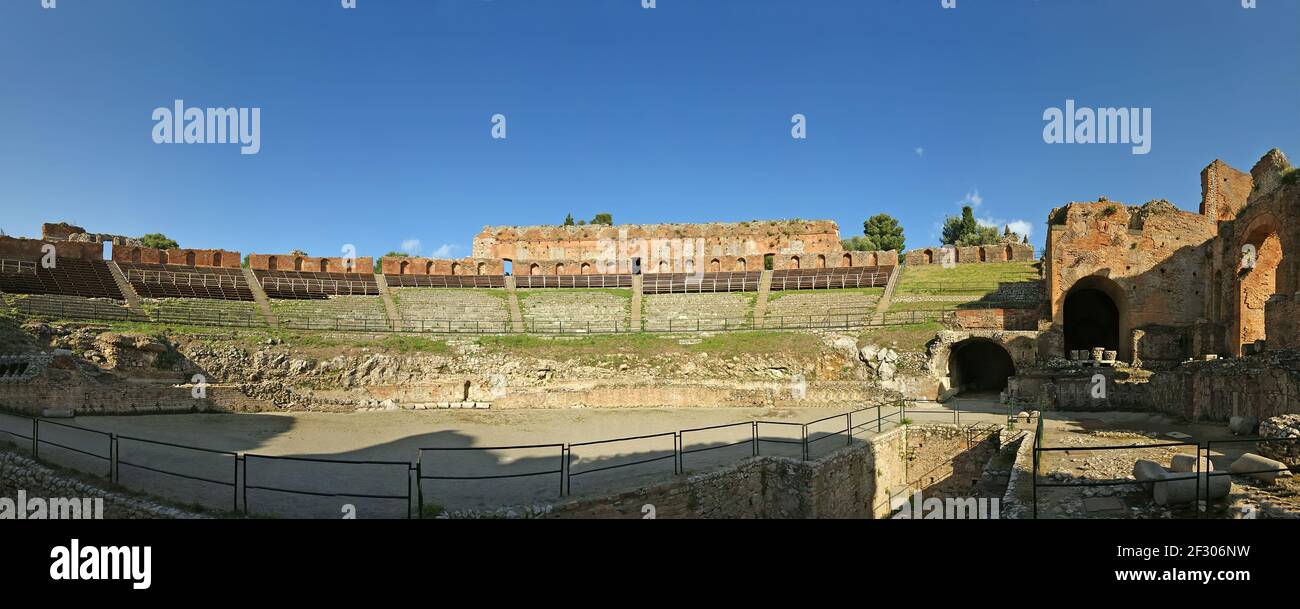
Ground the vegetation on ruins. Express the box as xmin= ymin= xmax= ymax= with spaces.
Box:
xmin=377 ymin=251 xmax=408 ymax=273
xmin=590 ymin=213 xmax=614 ymax=226
xmin=843 ymin=213 xmax=906 ymax=252
xmin=940 ymin=206 xmax=1000 ymax=247
xmin=563 ymin=213 xmax=575 ymax=226
xmin=139 ymin=233 xmax=179 ymax=250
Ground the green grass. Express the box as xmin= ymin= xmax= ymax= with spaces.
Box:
xmin=857 ymin=322 xmax=943 ymax=352
xmin=478 ymin=330 xmax=819 ymax=359
xmin=767 ymin=287 xmax=884 ymax=302
xmin=895 ymin=261 xmax=1040 ymax=295
xmin=100 ymin=323 xmax=449 ymax=354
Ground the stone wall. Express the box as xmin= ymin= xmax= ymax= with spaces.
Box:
xmin=444 ymin=424 xmax=1001 ymax=519
xmin=0 ymin=236 xmax=103 ymax=261
xmin=953 ymin=308 xmax=1042 ymax=331
xmin=904 ymin=243 xmax=1033 ymax=266
xmin=249 ymin=254 xmax=373 ymax=274
xmin=381 ymin=257 xmax=504 ymax=276
xmin=114 ymin=245 xmax=241 ymax=269
xmin=1266 ymin=295 xmax=1300 ymax=351
xmin=473 ymin=220 xmax=844 ymax=262
xmin=0 ymin=448 xmax=207 ymax=519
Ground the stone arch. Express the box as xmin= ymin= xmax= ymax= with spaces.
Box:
xmin=425 ymin=261 xmax=434 ymax=275
xmin=529 ymin=263 xmax=541 ymax=276
xmin=185 ymin=251 xmax=197 ymax=266
xmin=1005 ymin=244 xmax=1014 ymax=261
xmin=816 ymin=254 xmax=826 ymax=269
xmin=1235 ymin=215 xmax=1285 ymax=356
xmin=451 ymin=262 xmax=461 ymax=275
xmin=399 ymin=260 xmax=409 ymax=274
xmin=213 ymin=252 xmax=223 ymax=267
xmin=923 ymin=249 xmax=934 ymax=264
xmin=1063 ymin=275 xmax=1128 ymax=362
xmin=978 ymin=248 xmax=987 ymax=263
xmin=790 ymin=255 xmax=801 ymax=269
xmin=842 ymin=253 xmax=853 ymax=267
xmin=735 ymin=258 xmax=747 ymax=272
xmin=710 ymin=258 xmax=721 ymax=272
xmin=947 ymin=337 xmax=1016 ymax=394
xmin=866 ymin=252 xmax=877 ymax=267
xmin=267 ymin=256 xmax=277 ymax=271
xmin=555 ymin=262 xmax=565 ymax=275
xmin=319 ymin=260 xmax=329 ymax=273
xmin=293 ymin=257 xmax=304 ymax=271
xmin=581 ymin=262 xmax=591 ymax=275
xmin=476 ymin=262 xmax=486 ymax=276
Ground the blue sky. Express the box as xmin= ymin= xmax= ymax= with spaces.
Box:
xmin=2 ymin=0 xmax=1297 ymax=260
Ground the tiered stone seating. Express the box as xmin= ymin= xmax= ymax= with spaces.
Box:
xmin=257 ymin=270 xmax=380 ymax=298
xmin=384 ymin=275 xmax=506 ymax=289
xmin=769 ymin=266 xmax=891 ymax=290
xmin=0 ymin=258 xmax=123 ymax=300
xmin=391 ymin=289 xmax=510 ymax=333
xmin=119 ymin=263 xmax=254 ymax=301
xmin=514 ymin=275 xmax=631 ymax=289
xmin=144 ymin=298 xmax=267 ymax=327
xmin=271 ymin=296 xmax=389 ymax=331
xmin=3 ymin=293 xmax=139 ymax=321
xmin=517 ymin=289 xmax=630 ymax=333
xmin=764 ymin=290 xmax=880 ymax=328
xmin=641 ymin=272 xmax=760 ymax=294
xmin=643 ymin=292 xmax=755 ymax=331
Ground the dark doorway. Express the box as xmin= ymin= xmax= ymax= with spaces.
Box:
xmin=1064 ymin=288 xmax=1120 ymax=355
xmin=632 ymin=257 xmax=642 ymax=275
xmin=462 ymin=381 xmax=471 ymax=402
xmin=949 ymin=339 xmax=1015 ymax=393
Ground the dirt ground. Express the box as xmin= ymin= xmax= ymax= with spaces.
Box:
xmin=0 ymin=402 xmax=1012 ymax=518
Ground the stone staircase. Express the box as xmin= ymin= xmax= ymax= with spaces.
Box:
xmin=752 ymin=270 xmax=772 ymax=328
xmin=105 ymin=261 xmax=144 ymax=312
xmin=392 ymin=288 xmax=512 ymax=333
xmin=374 ymin=274 xmax=401 ymax=330
xmin=242 ymin=267 xmax=279 ymax=328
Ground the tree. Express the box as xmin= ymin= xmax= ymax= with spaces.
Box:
xmin=591 ymin=213 xmax=613 ymax=226
xmin=241 ymin=254 xmax=251 ymax=269
xmin=563 ymin=214 xmax=575 ymax=226
xmin=860 ymin=213 xmax=905 ymax=252
xmin=289 ymin=249 xmax=309 ymax=256
xmin=139 ymin=233 xmax=179 ymax=250
xmin=941 ymin=206 xmax=1000 ymax=247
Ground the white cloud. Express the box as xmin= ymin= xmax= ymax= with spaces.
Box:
xmin=1006 ymin=220 xmax=1033 ymax=239
xmin=959 ymin=189 xmax=983 ymax=209
xmin=430 ymin=243 xmax=458 ymax=258
xmin=400 ymin=239 xmax=421 ymax=255
xmin=914 ymin=147 xmax=925 ymax=157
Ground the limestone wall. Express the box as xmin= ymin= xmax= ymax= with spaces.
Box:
xmin=114 ymin=245 xmax=241 ymax=269
xmin=904 ymin=243 xmax=1033 ymax=266
xmin=473 ymin=220 xmax=844 ymax=261
xmin=249 ymin=254 xmax=373 ymax=274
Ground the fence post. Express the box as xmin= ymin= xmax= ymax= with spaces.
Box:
xmin=751 ymin=421 xmax=758 ymax=456
xmin=110 ymin=434 xmax=117 ymax=482
xmin=32 ymin=418 xmax=38 ymax=456
xmin=415 ymin=453 xmax=424 ymax=518
xmin=845 ymin=413 xmax=851 ymax=445
xmin=876 ymin=403 xmax=882 ymax=432
xmin=240 ymin=455 xmax=248 ymax=514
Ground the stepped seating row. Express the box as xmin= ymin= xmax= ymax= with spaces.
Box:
xmin=385 ymin=275 xmax=507 ymax=289
xmin=518 ymin=290 xmax=630 ymax=333
xmin=764 ymin=291 xmax=879 ymax=326
xmin=513 ymin=274 xmax=633 ymax=289
xmin=256 ymin=270 xmax=380 ymax=299
xmin=0 ymin=258 xmax=124 ymax=300
xmin=144 ymin=298 xmax=266 ymax=327
xmin=768 ymin=266 xmax=892 ymax=291
xmin=642 ymin=272 xmax=762 ymax=294
xmin=118 ymin=263 xmax=255 ymax=301
xmin=643 ymin=292 xmax=754 ymax=331
xmin=391 ymin=289 xmax=510 ymax=332
xmin=271 ymin=296 xmax=389 ymax=330
xmin=3 ymin=293 xmax=140 ymax=321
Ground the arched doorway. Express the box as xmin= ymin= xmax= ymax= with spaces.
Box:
xmin=267 ymin=256 xmax=278 ymax=271
xmin=529 ymin=263 xmax=541 ymax=276
xmin=866 ymin=252 xmax=877 ymax=267
xmin=842 ymin=253 xmax=853 ymax=267
xmin=923 ymin=249 xmax=934 ymax=264
xmin=399 ymin=260 xmax=409 ymax=274
xmin=213 ymin=252 xmax=223 ymax=267
xmin=790 ymin=256 xmax=800 ymax=269
xmin=185 ymin=251 xmax=197 ymax=266
xmin=710 ymin=259 xmax=720 ymax=272
xmin=581 ymin=262 xmax=591 ymax=275
xmin=1063 ymin=276 xmax=1125 ymax=360
xmin=1004 ymin=245 xmax=1014 ymax=261
xmin=451 ymin=262 xmax=461 ymax=275
xmin=736 ymin=258 xmax=747 ymax=271
xmin=978 ymin=248 xmax=987 ymax=262
xmin=1236 ymin=220 xmax=1284 ymax=355
xmin=816 ymin=255 xmax=826 ymax=269
xmin=948 ymin=338 xmax=1016 ymax=394
xmin=319 ymin=260 xmax=329 ymax=273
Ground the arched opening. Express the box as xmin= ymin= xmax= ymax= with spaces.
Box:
xmin=923 ymin=249 xmax=934 ymax=264
xmin=684 ymin=259 xmax=695 ymax=274
xmin=399 ymin=260 xmax=409 ymax=274
xmin=267 ymin=256 xmax=277 ymax=271
xmin=319 ymin=260 xmax=329 ymax=273
xmin=462 ymin=380 xmax=471 ymax=402
xmin=631 ymin=257 xmax=642 ymax=275
xmin=978 ymin=248 xmax=987 ymax=262
xmin=1236 ymin=222 xmax=1284 ymax=356
xmin=503 ymin=259 xmax=513 ymax=276
xmin=581 ymin=262 xmax=591 ymax=275
xmin=131 ymin=249 xmax=142 ymax=263
xmin=763 ymin=254 xmax=775 ymax=271
xmin=710 ymin=258 xmax=720 ymax=272
xmin=293 ymin=257 xmax=304 ymax=271
xmin=948 ymin=338 xmax=1016 ymax=395
xmin=866 ymin=252 xmax=877 ymax=267
xmin=529 ymin=263 xmax=541 ymax=276
xmin=1063 ymin=276 xmax=1124 ymax=360
xmin=789 ymin=256 xmax=800 ymax=269
xmin=816 ymin=254 xmax=826 ymax=269
xmin=658 ymin=260 xmax=669 ymax=273
xmin=736 ymin=258 xmax=747 ymax=272
xmin=555 ymin=262 xmax=565 ymax=275
xmin=451 ymin=262 xmax=462 ymax=275
xmin=1004 ymin=245 xmax=1014 ymax=261
xmin=213 ymin=252 xmax=223 ymax=267
xmin=425 ymin=261 xmax=434 ymax=275
xmin=185 ymin=251 xmax=196 ymax=266
xmin=476 ymin=262 xmax=486 ymax=276
xmin=842 ymin=253 xmax=853 ymax=267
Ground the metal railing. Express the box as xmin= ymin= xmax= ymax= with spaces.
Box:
xmin=259 ymin=276 xmax=379 ymax=296
xmin=0 ymin=259 xmax=38 ymax=275
xmin=128 ymin=269 xmax=242 ymax=289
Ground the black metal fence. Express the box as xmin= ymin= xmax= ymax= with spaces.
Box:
xmin=1030 ymin=416 xmax=1299 ymax=519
